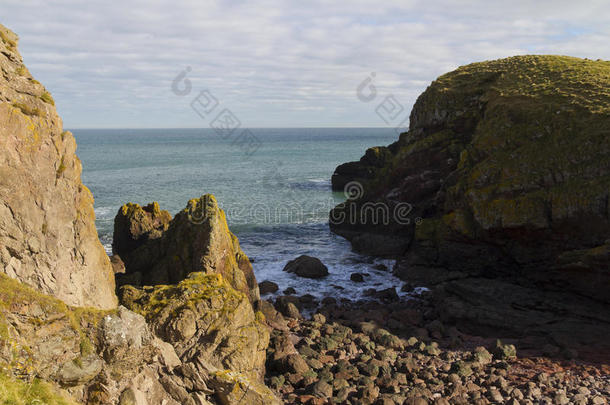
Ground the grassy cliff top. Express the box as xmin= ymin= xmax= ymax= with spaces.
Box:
xmin=417 ymin=55 xmax=610 ymax=119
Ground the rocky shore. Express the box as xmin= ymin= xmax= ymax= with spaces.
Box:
xmin=261 ymin=291 xmax=610 ymax=404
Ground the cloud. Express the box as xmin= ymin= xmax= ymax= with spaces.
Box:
xmin=2 ymin=0 xmax=609 ymax=128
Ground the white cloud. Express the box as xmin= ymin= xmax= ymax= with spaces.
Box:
xmin=1 ymin=0 xmax=608 ymax=128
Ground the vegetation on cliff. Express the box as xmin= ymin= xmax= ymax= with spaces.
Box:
xmin=331 ymin=55 xmax=610 ymax=300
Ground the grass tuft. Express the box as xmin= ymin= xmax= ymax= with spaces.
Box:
xmin=12 ymin=103 xmax=41 ymax=117
xmin=40 ymin=92 xmax=55 ymax=106
xmin=0 ymin=372 xmax=77 ymax=405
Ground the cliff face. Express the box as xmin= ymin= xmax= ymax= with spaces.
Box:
xmin=0 ymin=24 xmax=116 ymax=309
xmin=331 ymin=55 xmax=610 ymax=340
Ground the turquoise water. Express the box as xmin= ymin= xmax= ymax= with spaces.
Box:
xmin=74 ymin=128 xmax=407 ymax=300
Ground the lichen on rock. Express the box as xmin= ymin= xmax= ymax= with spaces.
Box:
xmin=330 ymin=55 xmax=610 ymax=301
xmin=120 ymin=272 xmax=270 ymax=381
xmin=0 ymin=23 xmax=116 ymax=309
xmin=113 ymin=194 xmax=260 ymax=304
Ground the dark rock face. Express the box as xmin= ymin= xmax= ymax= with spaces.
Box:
xmin=283 ymin=255 xmax=329 ymax=279
xmin=331 ymin=146 xmax=394 ymax=191
xmin=113 ymin=195 xmax=260 ymax=304
xmin=330 ymin=55 xmax=610 ymax=341
xmin=112 ymin=202 xmax=171 ymax=258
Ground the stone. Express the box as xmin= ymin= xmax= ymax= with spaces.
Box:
xmin=351 ymin=273 xmax=365 ymax=282
xmin=493 ymin=340 xmax=517 ymax=360
xmin=259 ymin=280 xmax=279 ymax=294
xmin=55 ymin=354 xmax=103 ymax=386
xmin=283 ymin=255 xmax=329 ymax=278
xmin=259 ymin=299 xmax=289 ymax=330
xmin=311 ymin=380 xmax=333 ymax=398
xmin=0 ymin=24 xmax=116 ymax=309
xmin=472 ymin=346 xmax=493 ymax=366
xmin=208 ymin=370 xmax=281 ymax=405
xmin=101 ymin=306 xmax=152 ymax=351
xmin=113 ymin=201 xmax=171 ymax=256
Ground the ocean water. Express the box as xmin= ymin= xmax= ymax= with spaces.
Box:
xmin=74 ymin=128 xmax=409 ymax=301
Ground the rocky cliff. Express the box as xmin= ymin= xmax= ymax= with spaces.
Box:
xmin=331 ymin=55 xmax=610 ymax=344
xmin=112 ymin=195 xmax=260 ymax=304
xmin=0 ymin=24 xmax=116 ymax=309
xmin=0 ymin=24 xmax=278 ymax=404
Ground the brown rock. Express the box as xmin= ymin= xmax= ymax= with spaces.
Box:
xmin=113 ymin=195 xmax=259 ymax=303
xmin=0 ymin=23 xmax=116 ymax=309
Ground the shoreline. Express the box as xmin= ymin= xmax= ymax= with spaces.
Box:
xmin=262 ymin=291 xmax=610 ymax=404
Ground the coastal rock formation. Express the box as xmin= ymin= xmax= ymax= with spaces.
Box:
xmin=331 ymin=55 xmax=610 ymax=341
xmin=331 ymin=146 xmax=394 ymax=192
xmin=0 ymin=271 xmax=278 ymax=404
xmin=113 ymin=195 xmax=260 ymax=304
xmin=112 ymin=201 xmax=171 ymax=258
xmin=120 ymin=272 xmax=269 ymax=381
xmin=0 ymin=23 xmax=280 ymax=404
xmin=0 ymin=24 xmax=116 ymax=309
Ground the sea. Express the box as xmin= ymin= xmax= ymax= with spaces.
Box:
xmin=73 ymin=128 xmax=410 ymax=301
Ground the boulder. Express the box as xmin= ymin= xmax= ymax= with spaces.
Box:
xmin=259 ymin=280 xmax=279 ymax=294
xmin=0 ymin=23 xmax=116 ymax=309
xmin=283 ymin=255 xmax=329 ymax=278
xmin=113 ymin=195 xmax=259 ymax=304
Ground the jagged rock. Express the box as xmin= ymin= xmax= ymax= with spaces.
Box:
xmin=0 ymin=23 xmax=116 ymax=309
xmin=114 ymin=195 xmax=259 ymax=304
xmin=283 ymin=255 xmax=329 ymax=278
xmin=120 ymin=272 xmax=269 ymax=381
xmin=331 ymin=146 xmax=393 ymax=191
xmin=208 ymin=369 xmax=281 ymax=405
xmin=331 ymin=55 xmax=610 ymax=297
xmin=259 ymin=300 xmax=289 ymax=331
xmin=113 ymin=202 xmax=171 ymax=257
xmin=100 ymin=306 xmax=152 ymax=362
xmin=110 ymin=255 xmax=126 ymax=274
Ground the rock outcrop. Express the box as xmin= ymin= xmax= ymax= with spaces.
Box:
xmin=0 ymin=24 xmax=116 ymax=309
xmin=0 ymin=271 xmax=278 ymax=404
xmin=330 ymin=55 xmax=610 ymax=342
xmin=113 ymin=195 xmax=260 ymax=304
xmin=120 ymin=272 xmax=269 ymax=381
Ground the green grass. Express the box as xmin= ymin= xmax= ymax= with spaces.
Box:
xmin=56 ymin=157 xmax=66 ymax=178
xmin=15 ymin=67 xmax=26 ymax=76
xmin=0 ymin=31 xmax=16 ymax=49
xmin=0 ymin=372 xmax=77 ymax=405
xmin=11 ymin=103 xmax=41 ymax=117
xmin=40 ymin=92 xmax=55 ymax=106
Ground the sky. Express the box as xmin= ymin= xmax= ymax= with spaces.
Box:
xmin=2 ymin=0 xmax=609 ymax=129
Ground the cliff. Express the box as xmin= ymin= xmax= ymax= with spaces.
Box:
xmin=0 ymin=23 xmax=278 ymax=404
xmin=331 ymin=55 xmax=610 ymax=343
xmin=0 ymin=24 xmax=116 ymax=309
